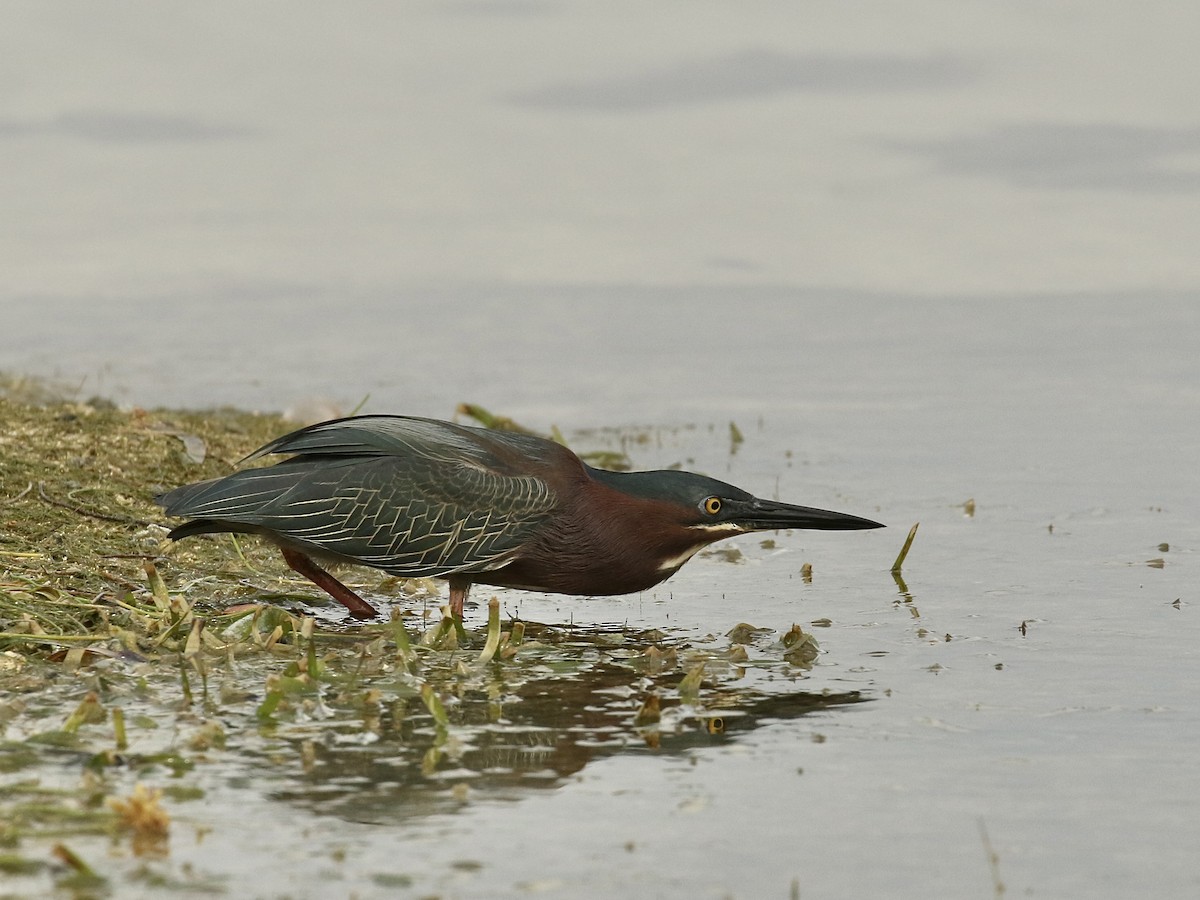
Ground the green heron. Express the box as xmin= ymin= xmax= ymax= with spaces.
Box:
xmin=157 ymin=415 xmax=882 ymax=620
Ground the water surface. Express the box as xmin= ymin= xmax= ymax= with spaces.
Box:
xmin=2 ymin=3 xmax=1199 ymax=897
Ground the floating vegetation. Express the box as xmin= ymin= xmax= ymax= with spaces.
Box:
xmin=108 ymin=783 xmax=170 ymax=857
xmin=701 ymin=546 xmax=743 ymax=564
xmin=729 ymin=420 xmax=744 ymax=453
xmin=780 ymin=623 xmax=820 ymax=669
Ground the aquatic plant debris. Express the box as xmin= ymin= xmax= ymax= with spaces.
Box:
xmin=476 ymin=597 xmax=502 ymax=664
xmin=891 ymin=522 xmax=920 ymax=574
xmin=108 ymin=783 xmax=170 ymax=855
xmin=781 ymin=624 xmax=820 ymax=668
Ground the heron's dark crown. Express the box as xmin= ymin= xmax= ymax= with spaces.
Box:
xmin=586 ymin=466 xmax=752 ymax=512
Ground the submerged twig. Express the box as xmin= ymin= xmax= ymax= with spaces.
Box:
xmin=978 ymin=818 xmax=1006 ymax=898
xmin=37 ymin=482 xmax=153 ymax=527
xmin=228 ymin=534 xmax=265 ymax=576
xmin=891 ymin=522 xmax=919 ymax=574
xmin=1 ymin=481 xmax=33 ymax=506
xmin=112 ymin=707 xmax=128 ymax=751
xmin=52 ymin=843 xmax=103 ymax=880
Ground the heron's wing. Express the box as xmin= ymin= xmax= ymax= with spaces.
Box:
xmin=241 ymin=415 xmax=555 ymax=470
xmin=159 ymin=456 xmax=556 ymax=576
xmin=159 ymin=419 xmax=566 ymax=577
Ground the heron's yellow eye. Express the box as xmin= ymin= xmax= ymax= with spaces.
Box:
xmin=703 ymin=497 xmax=722 ymax=515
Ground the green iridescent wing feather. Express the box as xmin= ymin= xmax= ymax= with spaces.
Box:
xmin=158 ymin=417 xmax=562 ymax=577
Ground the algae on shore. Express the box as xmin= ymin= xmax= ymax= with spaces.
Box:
xmin=0 ymin=387 xmax=299 ymax=646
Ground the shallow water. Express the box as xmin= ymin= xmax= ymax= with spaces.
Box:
xmin=3 ymin=3 xmax=1200 ymax=897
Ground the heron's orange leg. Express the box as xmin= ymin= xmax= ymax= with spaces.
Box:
xmin=448 ymin=577 xmax=470 ymax=620
xmin=280 ymin=548 xmax=378 ymax=619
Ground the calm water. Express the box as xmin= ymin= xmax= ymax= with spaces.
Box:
xmin=3 ymin=3 xmax=1199 ymax=897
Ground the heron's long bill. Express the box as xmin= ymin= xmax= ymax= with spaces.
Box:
xmin=728 ymin=498 xmax=884 ymax=532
